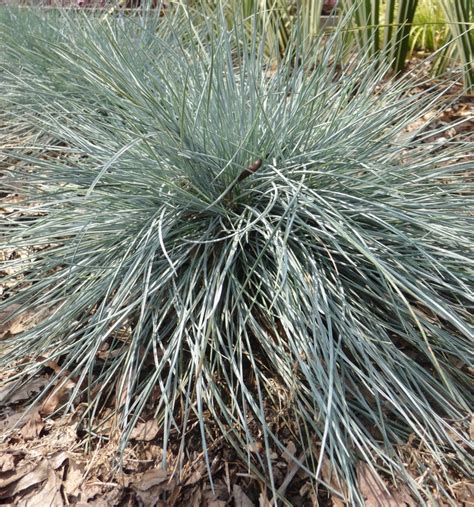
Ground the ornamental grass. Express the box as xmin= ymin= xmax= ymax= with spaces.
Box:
xmin=0 ymin=5 xmax=472 ymax=504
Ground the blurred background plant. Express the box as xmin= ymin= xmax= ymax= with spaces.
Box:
xmin=409 ymin=0 xmax=448 ymax=54
xmin=438 ymin=0 xmax=473 ymax=89
xmin=340 ymin=0 xmax=473 ymax=89
xmin=189 ymin=0 xmax=472 ymax=89
xmin=9 ymin=0 xmax=473 ymax=90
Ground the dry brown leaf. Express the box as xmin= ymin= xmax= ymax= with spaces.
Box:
xmin=470 ymin=415 xmax=474 ymax=441
xmin=143 ymin=444 xmax=162 ymax=461
xmin=0 ymin=462 xmax=35 ymax=490
xmin=246 ymin=441 xmax=263 ymax=454
xmin=135 ymin=468 xmax=168 ymax=491
xmin=20 ymin=410 xmax=44 ymax=440
xmin=453 ymin=482 xmax=474 ymax=505
xmin=115 ymin=374 xmax=129 ymax=410
xmin=233 ymin=484 xmax=255 ymax=507
xmin=63 ymin=458 xmax=85 ymax=496
xmin=330 ymin=496 xmax=345 ymax=507
xmin=391 ymin=486 xmax=416 ymax=507
xmin=357 ymin=462 xmax=415 ymax=507
xmin=75 ymin=483 xmax=102 ymax=504
xmin=0 ymin=408 xmax=27 ymax=434
xmin=190 ymin=486 xmax=202 ymax=507
xmin=134 ymin=468 xmax=173 ymax=507
xmin=0 ymin=453 xmax=16 ymax=473
xmin=308 ymin=490 xmax=320 ymax=506
xmin=50 ymin=452 xmax=69 ymax=470
xmin=8 ymin=313 xmax=34 ymax=335
xmin=43 ymin=360 xmax=62 ymax=374
xmin=281 ymin=441 xmax=297 ymax=464
xmin=319 ymin=459 xmax=346 ymax=506
xmin=0 ymin=304 xmax=22 ymax=338
xmin=357 ymin=463 xmax=394 ymax=507
xmin=40 ymin=377 xmax=75 ymax=416
xmin=17 ymin=465 xmax=63 ymax=507
xmin=207 ymin=500 xmax=226 ymax=507
xmin=8 ymin=460 xmax=49 ymax=496
xmin=130 ymin=419 xmax=159 ymax=442
xmin=0 ymin=305 xmax=51 ymax=339
xmin=0 ymin=377 xmax=49 ymax=405
xmin=85 ymin=485 xmax=127 ymax=507
xmin=185 ymin=467 xmax=204 ymax=487
xmin=90 ymin=410 xmax=114 ymax=437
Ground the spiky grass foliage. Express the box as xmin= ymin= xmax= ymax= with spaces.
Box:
xmin=1 ymin=6 xmax=473 ymax=504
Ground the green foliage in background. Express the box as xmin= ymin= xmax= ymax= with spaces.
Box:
xmin=410 ymin=0 xmax=448 ymax=53
xmin=5 ymin=0 xmax=473 ymax=87
xmin=338 ymin=0 xmax=472 ymax=88
xmin=192 ymin=0 xmax=473 ymax=89
xmin=341 ymin=0 xmax=420 ymax=73
xmin=187 ymin=0 xmax=326 ymax=58
xmin=438 ymin=0 xmax=473 ymax=89
xmin=0 ymin=5 xmax=473 ymax=505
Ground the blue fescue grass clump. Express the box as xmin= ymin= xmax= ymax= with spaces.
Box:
xmin=1 ymin=6 xmax=473 ymax=504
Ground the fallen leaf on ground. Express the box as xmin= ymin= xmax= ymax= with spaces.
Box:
xmin=0 ymin=377 xmax=50 ymax=405
xmin=135 ymin=468 xmax=168 ymax=491
xmin=0 ymin=463 xmax=33 ymax=490
xmin=130 ymin=419 xmax=159 ymax=442
xmin=281 ymin=441 xmax=297 ymax=464
xmin=17 ymin=464 xmax=63 ymax=507
xmin=74 ymin=483 xmax=102 ymax=504
xmin=6 ymin=460 xmax=49 ymax=496
xmin=190 ymin=486 xmax=202 ymax=507
xmin=0 ymin=304 xmax=22 ymax=338
xmin=207 ymin=500 xmax=226 ymax=507
xmin=321 ymin=458 xmax=345 ymax=507
xmin=133 ymin=468 xmax=173 ymax=506
xmin=233 ymin=484 xmax=254 ymax=507
xmin=20 ymin=410 xmax=44 ymax=440
xmin=0 ymin=408 xmax=28 ymax=435
xmin=0 ymin=305 xmax=52 ymax=339
xmin=185 ymin=466 xmax=204 ymax=487
xmin=357 ymin=462 xmax=415 ymax=507
xmin=0 ymin=453 xmax=16 ymax=473
xmin=40 ymin=377 xmax=76 ymax=416
xmin=453 ymin=482 xmax=474 ymax=505
xmin=50 ymin=452 xmax=69 ymax=470
xmin=258 ymin=491 xmax=272 ymax=507
xmin=63 ymin=458 xmax=85 ymax=496
xmin=246 ymin=441 xmax=263 ymax=454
